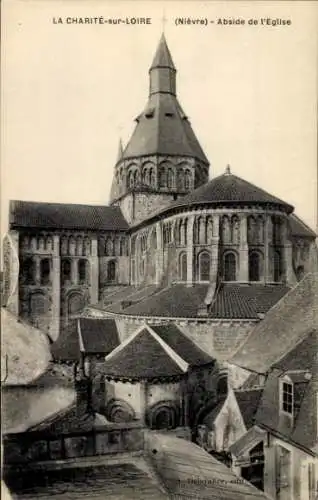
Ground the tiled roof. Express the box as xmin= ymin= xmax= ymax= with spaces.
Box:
xmin=231 ymin=273 xmax=318 ymax=373
xmin=235 ymin=389 xmax=263 ymax=429
xmin=150 ymin=324 xmax=214 ymax=367
xmin=102 ymin=328 xmax=185 ymax=380
xmin=51 ymin=320 xmax=80 ymax=362
xmin=122 ymin=93 xmax=209 ymax=164
xmin=79 ymin=318 xmax=120 ymax=354
xmin=289 ymin=213 xmax=317 ymax=238
xmin=9 ymin=200 xmax=128 ymax=231
xmin=158 ymin=172 xmax=294 ymax=214
xmin=99 ymin=283 xmax=290 ymax=320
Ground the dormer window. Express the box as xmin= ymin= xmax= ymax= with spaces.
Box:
xmin=280 ymin=377 xmax=293 ymax=415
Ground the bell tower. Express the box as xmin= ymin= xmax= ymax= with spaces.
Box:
xmin=109 ymin=34 xmax=210 ymax=225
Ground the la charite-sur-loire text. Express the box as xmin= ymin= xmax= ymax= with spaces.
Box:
xmin=52 ymin=17 xmax=152 ymax=25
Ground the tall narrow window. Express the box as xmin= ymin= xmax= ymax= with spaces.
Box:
xmin=159 ymin=167 xmax=166 ymax=188
xmin=185 ymin=170 xmax=191 ymax=190
xmin=273 ymin=251 xmax=282 ymax=282
xmin=281 ymin=381 xmax=293 ymax=415
xmin=149 ymin=168 xmax=155 ymax=187
xmin=78 ymin=259 xmax=88 ymax=284
xmin=107 ymin=260 xmax=116 ymax=282
xmin=198 ymin=251 xmax=210 ymax=281
xmin=40 ymin=258 xmax=51 ymax=286
xmin=249 ymin=251 xmax=262 ymax=282
xmin=21 ymin=257 xmax=35 ymax=285
xmin=224 ymin=252 xmax=236 ymax=281
xmin=167 ymin=168 xmax=173 ymax=188
xmin=179 ymin=252 xmax=187 ymax=281
xmin=61 ymin=259 xmax=71 ymax=285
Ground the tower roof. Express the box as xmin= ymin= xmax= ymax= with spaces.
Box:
xmin=150 ymin=33 xmax=176 ymax=70
xmin=121 ymin=35 xmax=209 ymax=165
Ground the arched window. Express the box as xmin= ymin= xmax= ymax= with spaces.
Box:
xmin=249 ymin=251 xmax=262 ymax=282
xmin=69 ymin=237 xmax=76 ymax=256
xmin=133 ymin=170 xmax=138 ymax=187
xmin=198 ymin=251 xmax=210 ymax=281
xmin=177 ymin=170 xmax=184 ymax=190
xmin=185 ymin=170 xmax=191 ymax=190
xmin=179 ymin=252 xmax=187 ymax=281
xmin=40 ymin=258 xmax=51 ymax=285
xmin=273 ymin=251 xmax=282 ymax=282
xmin=149 ymin=168 xmax=155 ymax=187
xmin=21 ymin=257 xmax=35 ymax=285
xmin=61 ymin=259 xmax=71 ymax=285
xmin=159 ymin=167 xmax=166 ymax=188
xmin=167 ymin=168 xmax=174 ymax=188
xmin=247 ymin=216 xmax=257 ymax=244
xmin=78 ymin=259 xmax=89 ymax=284
xmin=128 ymin=171 xmax=134 ymax=188
xmin=105 ymin=238 xmax=113 ymax=256
xmin=142 ymin=168 xmax=148 ymax=185
xmin=206 ymin=216 xmax=213 ymax=243
xmin=107 ymin=260 xmax=116 ymax=282
xmin=224 ymin=252 xmax=237 ymax=281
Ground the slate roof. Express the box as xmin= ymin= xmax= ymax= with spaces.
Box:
xmin=9 ymin=200 xmax=128 ymax=231
xmin=231 ymin=273 xmax=318 ymax=373
xmin=99 ymin=283 xmax=290 ymax=320
xmin=150 ymin=324 xmax=214 ymax=367
xmin=101 ymin=324 xmax=213 ymax=380
xmin=147 ymin=432 xmax=269 ymax=499
xmin=235 ymin=389 xmax=263 ymax=429
xmin=150 ymin=33 xmax=176 ymax=70
xmin=289 ymin=213 xmax=317 ymax=238
xmin=160 ymin=172 xmax=294 ymax=213
xmin=78 ymin=318 xmax=120 ymax=354
xmin=102 ymin=328 xmax=185 ymax=380
xmin=122 ymin=92 xmax=209 ymax=164
xmin=51 ymin=320 xmax=80 ymax=362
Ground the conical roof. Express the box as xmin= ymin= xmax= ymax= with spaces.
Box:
xmin=165 ymin=170 xmax=294 ymax=212
xmin=150 ymin=33 xmax=176 ymax=70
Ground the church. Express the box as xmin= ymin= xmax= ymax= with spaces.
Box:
xmin=3 ymin=34 xmax=317 ymax=429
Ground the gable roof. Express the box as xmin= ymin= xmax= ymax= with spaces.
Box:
xmin=78 ymin=318 xmax=120 ymax=354
xmin=9 ymin=200 xmax=129 ymax=231
xmin=150 ymin=324 xmax=213 ymax=367
xmin=101 ymin=324 xmax=213 ymax=381
xmin=230 ymin=273 xmax=318 ymax=374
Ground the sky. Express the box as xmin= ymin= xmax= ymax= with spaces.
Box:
xmin=1 ymin=0 xmax=318 ymax=238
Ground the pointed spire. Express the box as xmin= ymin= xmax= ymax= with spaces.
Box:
xmin=149 ymin=34 xmax=176 ymax=96
xmin=150 ymin=33 xmax=176 ymax=71
xmin=116 ymin=138 xmax=124 ymax=163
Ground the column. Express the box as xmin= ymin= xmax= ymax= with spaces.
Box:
xmin=210 ymin=215 xmax=220 ymax=281
xmin=264 ymin=216 xmax=273 ymax=283
xmin=187 ymin=214 xmax=195 ymax=286
xmin=238 ymin=215 xmax=249 ymax=282
xmin=282 ymin=218 xmax=295 ymax=285
xmin=35 ymin=255 xmax=41 ymax=285
xmin=90 ymin=237 xmax=99 ymax=304
xmin=71 ymin=259 xmax=78 ymax=285
xmin=50 ymin=234 xmax=60 ymax=342
xmin=155 ymin=222 xmax=163 ymax=285
xmin=140 ymin=380 xmax=148 ymax=425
